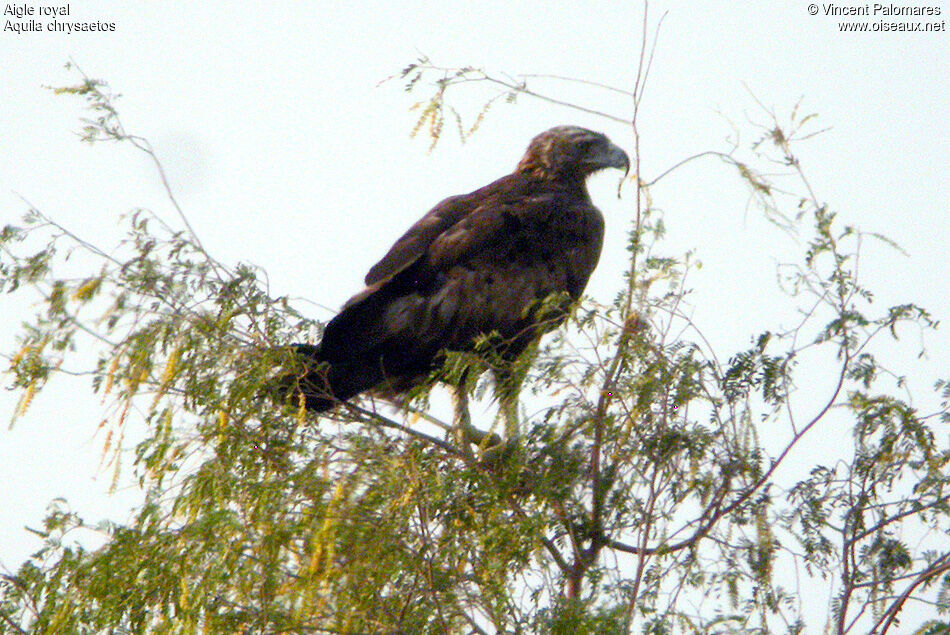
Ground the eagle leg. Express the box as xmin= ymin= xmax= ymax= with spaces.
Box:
xmin=450 ymin=367 xmax=475 ymax=461
xmin=493 ymin=363 xmax=523 ymax=439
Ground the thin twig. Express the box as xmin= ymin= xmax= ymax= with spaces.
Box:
xmin=874 ymin=554 xmax=950 ymax=634
xmin=643 ymin=150 xmax=741 ymax=188
xmin=350 ymin=405 xmax=464 ymax=457
xmin=518 ymin=73 xmax=636 ymax=97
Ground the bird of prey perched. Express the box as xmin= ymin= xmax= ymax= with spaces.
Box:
xmin=289 ymin=125 xmax=629 ymax=416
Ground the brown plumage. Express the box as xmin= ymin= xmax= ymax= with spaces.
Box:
xmin=292 ymin=126 xmax=629 ymax=412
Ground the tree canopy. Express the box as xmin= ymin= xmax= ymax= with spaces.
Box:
xmin=2 ymin=56 xmax=949 ymax=634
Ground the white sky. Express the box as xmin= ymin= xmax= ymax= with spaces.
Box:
xmin=1 ymin=0 xmax=947 ymax=626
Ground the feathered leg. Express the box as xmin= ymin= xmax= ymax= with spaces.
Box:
xmin=493 ymin=336 xmax=540 ymax=439
xmin=451 ymin=367 xmax=475 ymax=460
xmin=493 ymin=364 xmax=523 ymax=439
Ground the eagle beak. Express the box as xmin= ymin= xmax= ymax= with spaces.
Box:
xmin=608 ymin=143 xmax=630 ymax=177
xmin=589 ymin=142 xmax=630 ymax=177
xmin=601 ymin=142 xmax=630 ymax=200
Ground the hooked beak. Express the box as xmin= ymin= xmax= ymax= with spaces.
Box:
xmin=589 ymin=142 xmax=630 ymax=177
xmin=608 ymin=143 xmax=631 ymax=177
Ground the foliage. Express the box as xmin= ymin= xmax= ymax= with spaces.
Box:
xmin=2 ymin=57 xmax=948 ymax=634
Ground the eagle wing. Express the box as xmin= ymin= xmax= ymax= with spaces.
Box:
xmin=364 ymin=194 xmax=474 ymax=285
xmin=324 ymin=177 xmax=598 ymax=360
xmin=363 ymin=174 xmax=538 ymax=286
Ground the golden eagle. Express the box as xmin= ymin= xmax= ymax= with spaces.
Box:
xmin=292 ymin=126 xmax=629 ymax=412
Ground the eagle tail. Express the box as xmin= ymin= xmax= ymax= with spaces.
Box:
xmin=289 ymin=277 xmax=433 ymax=412
xmin=290 ymin=343 xmax=386 ymax=413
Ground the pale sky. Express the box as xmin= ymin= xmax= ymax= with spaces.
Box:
xmin=1 ymin=0 xmax=947 ymax=626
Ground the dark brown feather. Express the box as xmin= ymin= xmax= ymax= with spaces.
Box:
xmin=293 ymin=126 xmax=628 ymax=412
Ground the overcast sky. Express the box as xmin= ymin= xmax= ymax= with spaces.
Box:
xmin=1 ymin=0 xmax=947 ymax=617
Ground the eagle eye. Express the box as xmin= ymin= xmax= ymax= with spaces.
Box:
xmin=578 ymin=138 xmax=599 ymax=151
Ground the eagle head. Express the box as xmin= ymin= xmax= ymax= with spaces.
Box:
xmin=516 ymin=126 xmax=630 ymax=181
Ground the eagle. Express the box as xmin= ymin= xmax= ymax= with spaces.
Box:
xmin=289 ymin=126 xmax=629 ymax=414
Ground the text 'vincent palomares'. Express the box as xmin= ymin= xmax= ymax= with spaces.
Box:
xmin=819 ymin=3 xmax=942 ymax=16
